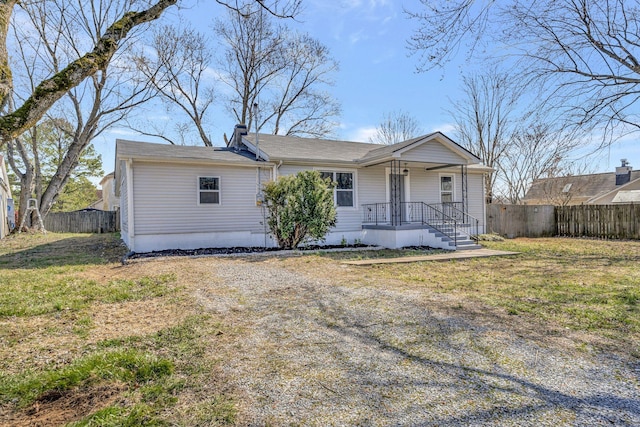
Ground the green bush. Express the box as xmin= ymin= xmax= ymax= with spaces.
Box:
xmin=263 ymin=170 xmax=337 ymax=249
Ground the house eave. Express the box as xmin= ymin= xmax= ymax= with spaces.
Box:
xmin=585 ymin=177 xmax=640 ymax=204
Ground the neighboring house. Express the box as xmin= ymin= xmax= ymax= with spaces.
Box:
xmin=87 ymin=190 xmax=103 ymax=210
xmin=115 ymin=127 xmax=491 ymax=252
xmin=88 ymin=172 xmax=120 ymax=211
xmin=0 ymin=154 xmax=13 ymax=238
xmin=523 ymin=160 xmax=640 ymax=205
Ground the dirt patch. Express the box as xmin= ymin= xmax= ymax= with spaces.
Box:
xmin=0 ymin=383 xmax=126 ymax=427
xmin=90 ymin=299 xmax=188 ymax=342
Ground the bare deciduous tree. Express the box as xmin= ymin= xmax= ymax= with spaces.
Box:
xmin=0 ymin=0 xmax=301 ymax=146
xmin=215 ymin=4 xmax=340 ymax=138
xmin=448 ymin=71 xmax=519 ymax=203
xmin=495 ymin=122 xmax=581 ymax=204
xmin=0 ymin=0 xmax=178 ymax=145
xmin=134 ymin=23 xmax=216 ymax=146
xmin=407 ymin=0 xmax=640 ymax=142
xmin=369 ymin=110 xmax=422 ymax=145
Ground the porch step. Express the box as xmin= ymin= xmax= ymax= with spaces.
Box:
xmin=455 ymin=240 xmax=482 ymax=250
xmin=426 ymin=227 xmax=481 ymax=250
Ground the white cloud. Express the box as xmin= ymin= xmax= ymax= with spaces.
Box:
xmin=349 ymin=30 xmax=367 ymax=45
xmin=348 ymin=126 xmax=378 ymax=142
xmin=429 ymin=122 xmax=457 ymax=135
xmin=108 ymin=128 xmax=139 ymax=136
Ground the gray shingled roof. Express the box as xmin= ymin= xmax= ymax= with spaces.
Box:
xmin=243 ymin=134 xmax=383 ymax=163
xmin=116 ymin=133 xmax=486 ymax=170
xmin=523 ymin=170 xmax=640 ymax=204
xmin=115 ymin=139 xmax=259 ymax=165
xmin=244 ymin=132 xmax=481 ymax=165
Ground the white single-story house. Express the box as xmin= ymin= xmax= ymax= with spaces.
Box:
xmin=0 ymin=154 xmax=14 ymax=238
xmin=115 ymin=127 xmax=491 ymax=253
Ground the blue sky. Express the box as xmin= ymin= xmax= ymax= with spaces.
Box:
xmin=93 ymin=0 xmax=639 ymax=177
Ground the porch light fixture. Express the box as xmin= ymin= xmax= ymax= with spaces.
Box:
xmin=402 ymin=165 xmax=409 ymax=176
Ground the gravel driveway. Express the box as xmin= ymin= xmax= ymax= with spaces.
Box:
xmin=196 ymin=258 xmax=639 ymax=426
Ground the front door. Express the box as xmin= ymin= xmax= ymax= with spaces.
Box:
xmin=389 ymin=173 xmax=405 ymax=225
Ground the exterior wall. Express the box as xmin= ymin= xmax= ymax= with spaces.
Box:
xmin=409 ymin=168 xmax=443 ymax=204
xmin=467 ymin=172 xmax=486 ymax=233
xmin=357 ymin=165 xmax=386 ymax=205
xmin=101 ymin=178 xmax=119 ymax=211
xmin=121 ymin=157 xmax=487 ymax=252
xmin=402 ymin=140 xmax=467 ymax=164
xmin=361 ymin=226 xmax=456 ymax=250
xmin=133 ymin=231 xmax=275 ymax=253
xmin=133 ymin=162 xmax=269 ymax=235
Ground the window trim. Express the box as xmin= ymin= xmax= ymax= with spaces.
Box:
xmin=439 ymin=173 xmax=455 ymax=203
xmin=317 ymin=169 xmax=357 ymax=209
xmin=197 ymin=176 xmax=221 ymax=205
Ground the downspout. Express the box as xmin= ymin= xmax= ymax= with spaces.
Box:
xmin=273 ymin=160 xmax=283 ymax=180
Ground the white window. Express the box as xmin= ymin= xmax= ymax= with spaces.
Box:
xmin=440 ymin=175 xmax=454 ymax=203
xmin=320 ymin=171 xmax=354 ymax=207
xmin=198 ymin=177 xmax=220 ymax=204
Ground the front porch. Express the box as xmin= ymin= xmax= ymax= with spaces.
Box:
xmin=361 ymin=202 xmax=481 ymax=250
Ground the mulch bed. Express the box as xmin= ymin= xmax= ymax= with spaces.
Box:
xmin=125 ymin=243 xmax=377 ymax=261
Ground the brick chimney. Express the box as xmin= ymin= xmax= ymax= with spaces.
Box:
xmin=615 ymin=159 xmax=632 ymax=185
xmin=229 ymin=124 xmax=247 ymax=149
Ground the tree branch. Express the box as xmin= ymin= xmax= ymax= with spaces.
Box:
xmin=0 ymin=0 xmax=177 ymax=144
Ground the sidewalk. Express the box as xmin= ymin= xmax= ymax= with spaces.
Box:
xmin=342 ymin=248 xmax=520 ymax=265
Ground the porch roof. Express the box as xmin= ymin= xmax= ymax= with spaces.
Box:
xmin=356 ymin=132 xmax=481 ymax=166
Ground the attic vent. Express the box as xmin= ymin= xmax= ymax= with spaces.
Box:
xmin=562 ymin=183 xmax=572 ymax=193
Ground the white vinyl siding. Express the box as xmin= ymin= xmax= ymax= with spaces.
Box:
xmin=133 ymin=162 xmax=269 ymax=235
xmin=466 ymin=173 xmax=485 ymax=228
xmin=357 ymin=166 xmax=387 ymax=206
xmin=401 ymin=140 xmax=467 ymax=164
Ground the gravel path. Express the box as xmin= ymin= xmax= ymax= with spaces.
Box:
xmin=197 ymin=259 xmax=640 ymax=426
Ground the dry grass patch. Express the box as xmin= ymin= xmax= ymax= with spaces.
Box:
xmin=0 ymin=233 xmax=239 ymax=426
xmin=277 ymin=238 xmax=640 ymax=358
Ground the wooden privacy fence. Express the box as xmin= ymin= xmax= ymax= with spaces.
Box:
xmin=487 ymin=204 xmax=639 ymax=240
xmin=44 ymin=210 xmax=119 ymax=233
xmin=556 ymin=204 xmax=639 ymax=239
xmin=486 ymin=204 xmax=557 ymax=238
